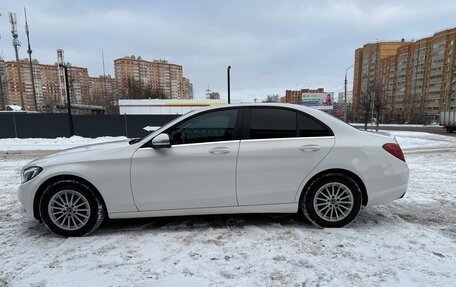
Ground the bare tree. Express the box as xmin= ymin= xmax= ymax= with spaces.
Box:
xmin=373 ymin=81 xmax=384 ymax=131
xmin=359 ymin=91 xmax=372 ymax=131
xmin=359 ymin=80 xmax=384 ymax=131
xmin=263 ymin=94 xmax=280 ymax=103
xmin=122 ymin=77 xmax=167 ymax=100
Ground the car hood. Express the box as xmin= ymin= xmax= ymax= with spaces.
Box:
xmin=24 ymin=139 xmax=132 ymax=169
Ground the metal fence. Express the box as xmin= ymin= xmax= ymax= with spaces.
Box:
xmin=0 ymin=113 xmax=179 ymax=138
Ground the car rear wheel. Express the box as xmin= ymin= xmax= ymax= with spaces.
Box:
xmin=39 ymin=180 xmax=105 ymax=237
xmin=300 ymin=173 xmax=362 ymax=228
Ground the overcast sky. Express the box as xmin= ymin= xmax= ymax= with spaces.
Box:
xmin=1 ymin=0 xmax=455 ymax=101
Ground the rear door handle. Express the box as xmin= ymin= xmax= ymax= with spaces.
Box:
xmin=299 ymin=145 xmax=321 ymax=152
xmin=209 ymin=147 xmax=231 ymax=154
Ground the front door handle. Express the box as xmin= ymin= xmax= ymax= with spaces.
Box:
xmin=209 ymin=147 xmax=231 ymax=155
xmin=299 ymin=144 xmax=321 ymax=152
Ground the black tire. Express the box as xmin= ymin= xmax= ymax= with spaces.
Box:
xmin=300 ymin=173 xmax=362 ymax=228
xmin=39 ymin=180 xmax=105 ymax=237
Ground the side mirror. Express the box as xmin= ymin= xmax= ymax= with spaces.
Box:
xmin=151 ymin=133 xmax=171 ymax=148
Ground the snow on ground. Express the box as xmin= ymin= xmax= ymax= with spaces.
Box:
xmin=388 ymin=130 xmax=456 ymax=151
xmin=0 ymin=136 xmax=127 ymax=151
xmin=0 ymin=132 xmax=455 ymax=286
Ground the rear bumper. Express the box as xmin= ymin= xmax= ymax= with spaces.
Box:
xmin=364 ymin=162 xmax=409 ymax=207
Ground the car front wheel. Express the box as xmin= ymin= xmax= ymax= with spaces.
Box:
xmin=300 ymin=173 xmax=362 ymax=228
xmin=39 ymin=180 xmax=105 ymax=237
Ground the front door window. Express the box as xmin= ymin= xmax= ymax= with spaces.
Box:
xmin=166 ymin=109 xmax=238 ymax=145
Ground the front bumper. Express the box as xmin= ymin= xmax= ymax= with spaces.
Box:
xmin=17 ymin=179 xmax=39 ymax=219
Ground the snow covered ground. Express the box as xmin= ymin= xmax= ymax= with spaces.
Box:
xmin=0 ymin=132 xmax=455 ymax=286
xmin=0 ymin=136 xmax=127 ymax=151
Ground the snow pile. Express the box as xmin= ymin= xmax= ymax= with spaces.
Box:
xmin=0 ymin=136 xmax=127 ymax=151
xmin=387 ymin=131 xmax=456 ymax=152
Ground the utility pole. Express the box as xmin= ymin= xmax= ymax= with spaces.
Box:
xmin=102 ymin=49 xmax=108 ymax=109
xmin=0 ymin=13 xmax=4 ymax=110
xmin=344 ymin=64 xmax=354 ymax=122
xmin=0 ymin=56 xmax=4 ymax=111
xmin=227 ymin=66 xmax=231 ymax=104
xmin=57 ymin=49 xmax=74 ymax=136
xmin=24 ymin=7 xmax=37 ymax=111
xmin=9 ymin=12 xmax=25 ymax=110
xmin=370 ymin=91 xmax=375 ymax=131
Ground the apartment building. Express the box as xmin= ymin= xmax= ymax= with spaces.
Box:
xmin=1 ymin=59 xmax=41 ymax=110
xmin=353 ymin=41 xmax=411 ymax=115
xmin=338 ymin=90 xmax=353 ymax=111
xmin=114 ymin=56 xmax=192 ymax=100
xmin=88 ymin=75 xmax=116 ymax=106
xmin=0 ymin=59 xmax=90 ymax=111
xmin=183 ymin=77 xmax=194 ymax=99
xmin=353 ymin=28 xmax=456 ymax=122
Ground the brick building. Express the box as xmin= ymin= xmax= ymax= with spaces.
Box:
xmin=88 ymin=75 xmax=116 ymax=106
xmin=353 ymin=28 xmax=456 ymax=122
xmin=0 ymin=59 xmax=90 ymax=111
xmin=114 ymin=56 xmax=192 ymax=100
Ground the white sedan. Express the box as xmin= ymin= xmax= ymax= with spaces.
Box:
xmin=18 ymin=104 xmax=409 ymax=236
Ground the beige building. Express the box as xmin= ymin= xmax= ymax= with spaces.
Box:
xmin=88 ymin=75 xmax=116 ymax=106
xmin=353 ymin=41 xmax=411 ymax=116
xmin=114 ymin=56 xmax=192 ymax=100
xmin=353 ymin=28 xmax=456 ymax=122
xmin=338 ymin=90 xmax=353 ymax=111
xmin=183 ymin=77 xmax=193 ymax=99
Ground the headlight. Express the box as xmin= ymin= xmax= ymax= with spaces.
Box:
xmin=22 ymin=166 xmax=42 ymax=183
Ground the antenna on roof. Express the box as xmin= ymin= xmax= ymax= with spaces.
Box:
xmin=24 ymin=7 xmax=38 ymax=110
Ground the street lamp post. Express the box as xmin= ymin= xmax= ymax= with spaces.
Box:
xmin=344 ymin=64 xmax=354 ymax=122
xmin=227 ymin=66 xmax=231 ymax=104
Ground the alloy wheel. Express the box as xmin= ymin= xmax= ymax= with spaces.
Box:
xmin=47 ymin=189 xmax=91 ymax=231
xmin=313 ymin=182 xmax=354 ymax=222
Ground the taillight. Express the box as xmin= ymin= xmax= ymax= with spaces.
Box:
xmin=382 ymin=143 xmax=405 ymax=162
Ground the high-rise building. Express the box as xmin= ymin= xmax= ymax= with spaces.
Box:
xmin=114 ymin=56 xmax=192 ymax=100
xmin=353 ymin=28 xmax=456 ymax=122
xmin=2 ymin=59 xmax=41 ymax=110
xmin=0 ymin=59 xmax=90 ymax=111
xmin=38 ymin=63 xmax=64 ymax=108
xmin=338 ymin=90 xmax=353 ymax=111
xmin=183 ymin=77 xmax=193 ymax=99
xmin=353 ymin=41 xmax=411 ymax=116
xmin=88 ymin=75 xmax=116 ymax=106
xmin=66 ymin=65 xmax=90 ymax=105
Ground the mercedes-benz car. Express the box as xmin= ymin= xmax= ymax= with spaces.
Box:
xmin=18 ymin=104 xmax=409 ymax=236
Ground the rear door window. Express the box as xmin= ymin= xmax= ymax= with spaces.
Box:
xmin=249 ymin=108 xmax=297 ymax=139
xmin=298 ymin=113 xmax=333 ymax=137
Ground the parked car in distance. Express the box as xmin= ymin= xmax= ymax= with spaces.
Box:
xmin=18 ymin=104 xmax=409 ymax=236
